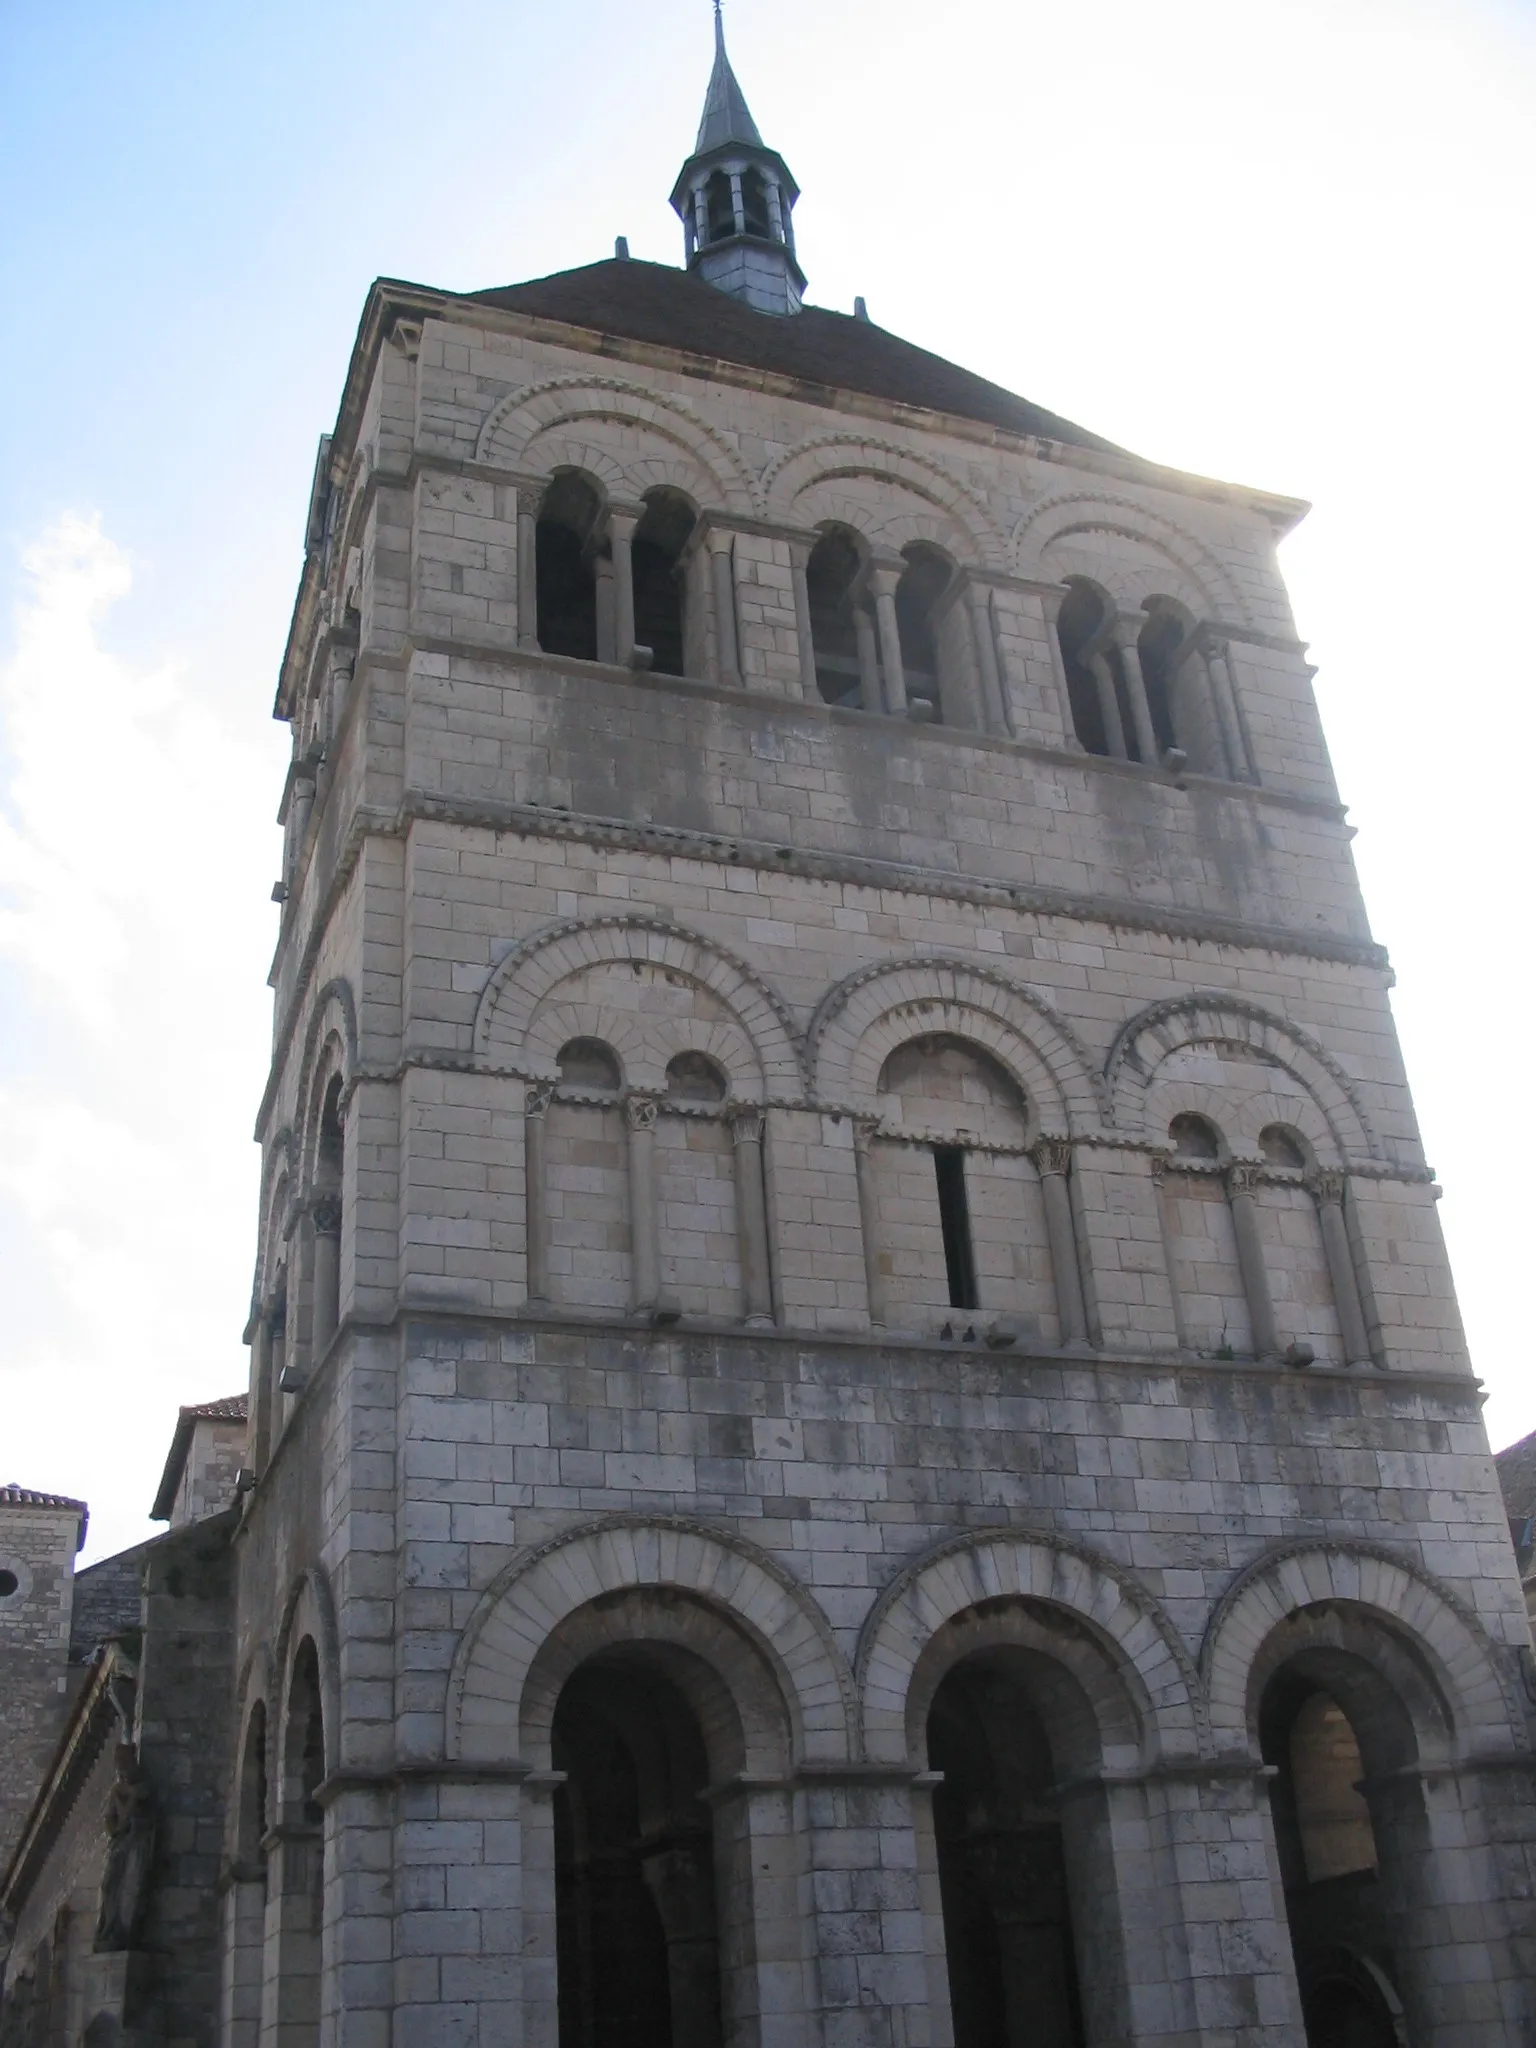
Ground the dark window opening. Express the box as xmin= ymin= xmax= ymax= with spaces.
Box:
xmin=929 ymin=1652 xmax=1086 ymax=2048
xmin=934 ymin=1146 xmax=978 ymax=1311
xmin=0 ymin=1569 xmax=18 ymax=1598
xmin=666 ymin=1052 xmax=727 ymax=1104
xmin=1056 ymin=581 xmax=1136 ymax=758
xmin=558 ymin=1038 xmax=623 ymax=1092
xmin=1260 ymin=1124 xmax=1308 ymax=1170
xmin=555 ymin=1653 xmax=723 ymax=2048
xmin=896 ymin=544 xmax=953 ymax=723
xmin=537 ymin=474 xmax=603 ymax=660
xmin=1169 ymin=1113 xmax=1222 ymax=1162
xmin=806 ymin=526 xmax=865 ymax=706
xmin=633 ymin=490 xmax=696 ymax=678
xmin=1136 ymin=610 xmax=1183 ymax=757
xmin=740 ymin=168 xmax=772 ymax=239
xmin=705 ymin=170 xmax=735 ymax=244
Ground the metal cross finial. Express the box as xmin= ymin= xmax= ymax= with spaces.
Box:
xmin=714 ymin=0 xmax=724 ymax=46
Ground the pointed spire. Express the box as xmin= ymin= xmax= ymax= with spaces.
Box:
xmin=695 ymin=3 xmax=764 ymax=155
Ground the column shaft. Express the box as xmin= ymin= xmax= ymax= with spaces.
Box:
xmin=1151 ymin=1162 xmax=1191 ymax=1352
xmin=969 ymin=586 xmax=1009 ymax=734
xmin=595 ymin=555 xmax=617 ymax=666
xmin=311 ymin=1198 xmax=341 ymax=1357
xmin=517 ymin=500 xmax=539 ymax=649
xmin=1033 ymin=1141 xmax=1087 ymax=1344
xmin=609 ymin=512 xmax=638 ymax=666
xmin=854 ymin=1125 xmax=888 ymax=1329
xmin=1315 ymin=1175 xmax=1373 ymax=1364
xmin=1117 ymin=629 xmax=1160 ymax=764
xmin=788 ymin=541 xmax=817 ymax=699
xmin=709 ymin=539 xmax=741 ymax=686
xmin=732 ymin=1111 xmax=774 ymax=1325
xmin=250 ymin=1315 xmax=274 ymax=1472
xmin=524 ymin=1084 xmax=552 ymax=1305
xmin=1227 ymin=1168 xmax=1279 ymax=1357
xmin=626 ymin=1097 xmax=662 ymax=1313
xmin=1087 ymin=652 xmax=1128 ymax=759
xmin=855 ymin=606 xmax=881 ymax=712
xmin=870 ymin=570 xmax=907 ymax=714
xmin=1205 ymin=639 xmax=1250 ymax=780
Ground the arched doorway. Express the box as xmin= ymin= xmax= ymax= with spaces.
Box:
xmin=1259 ymin=1642 xmax=1418 ymax=2048
xmin=927 ymin=1649 xmax=1088 ymax=2048
xmin=553 ymin=1648 xmax=725 ymax=2048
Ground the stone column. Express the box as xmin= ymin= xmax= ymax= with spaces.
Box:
xmin=1086 ymin=652 xmax=1128 ymax=759
xmin=626 ymin=1094 xmax=662 ymax=1314
xmin=1204 ymin=636 xmax=1252 ymax=781
xmin=765 ymin=181 xmax=786 ymax=241
xmin=517 ymin=494 xmax=540 ymax=649
xmin=729 ymin=171 xmax=745 ymax=235
xmin=867 ymin=563 xmax=907 ymax=715
xmin=250 ymin=1310 xmax=275 ymax=1472
xmin=222 ymin=1864 xmax=267 ymax=2048
xmin=288 ymin=768 xmax=317 ymax=884
xmin=1115 ymin=622 xmax=1160 ymax=765
xmin=640 ymin=1842 xmax=722 ymax=2048
xmin=1227 ymin=1163 xmax=1280 ymax=1358
xmin=731 ymin=1110 xmax=774 ymax=1326
xmin=594 ymin=554 xmax=617 ymax=665
xmin=787 ymin=537 xmax=818 ymax=699
xmin=1031 ymin=1139 xmax=1088 ymax=1345
xmin=853 ymin=1121 xmax=889 ymax=1329
xmin=310 ymin=1195 xmax=342 ymax=1359
xmin=1037 ymin=585 xmax=1082 ymax=749
xmin=266 ymin=1296 xmax=287 ymax=1447
xmin=1312 ymin=1171 xmax=1373 ymax=1365
xmin=1169 ymin=636 xmax=1226 ymax=775
xmin=524 ymin=1082 xmax=553 ymax=1306
xmin=1151 ymin=1158 xmax=1192 ymax=1352
xmin=607 ymin=508 xmax=639 ymax=666
xmin=854 ymin=606 xmax=881 ymax=713
xmin=969 ymin=585 xmax=1010 ymax=735
xmin=708 ymin=532 xmax=741 ymax=687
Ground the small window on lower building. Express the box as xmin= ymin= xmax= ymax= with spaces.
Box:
xmin=933 ymin=1146 xmax=978 ymax=1311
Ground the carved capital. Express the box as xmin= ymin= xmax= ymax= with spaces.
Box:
xmin=1310 ymin=1169 xmax=1347 ymax=1208
xmin=1226 ymin=1163 xmax=1262 ymax=1198
xmin=311 ymin=1194 xmax=342 ymax=1237
xmin=525 ymin=1080 xmax=554 ymax=1119
xmin=731 ymin=1108 xmax=766 ymax=1147
xmin=1149 ymin=1154 xmax=1168 ymax=1186
xmin=1031 ymin=1137 xmax=1073 ymax=1179
xmin=626 ymin=1095 xmax=659 ymax=1135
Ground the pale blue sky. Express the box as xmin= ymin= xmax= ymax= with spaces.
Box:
xmin=3 ymin=0 xmax=1533 ymax=1560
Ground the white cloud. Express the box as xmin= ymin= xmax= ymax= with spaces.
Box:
xmin=0 ymin=516 xmax=284 ymax=1561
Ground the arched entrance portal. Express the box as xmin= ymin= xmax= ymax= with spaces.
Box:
xmin=553 ymin=1649 xmax=724 ymax=2048
xmin=928 ymin=1650 xmax=1086 ymax=2048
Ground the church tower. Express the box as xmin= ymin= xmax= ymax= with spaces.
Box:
xmin=229 ymin=22 xmax=1536 ymax=2048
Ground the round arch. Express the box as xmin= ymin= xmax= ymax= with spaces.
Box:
xmin=857 ymin=1529 xmax=1204 ymax=1766
xmin=1106 ymin=994 xmax=1382 ymax=1164
xmin=291 ymin=980 xmax=358 ymax=1186
xmin=763 ymin=433 xmax=1005 ymax=569
xmin=1011 ymin=492 xmax=1248 ymax=625
xmin=476 ymin=375 xmax=759 ymax=516
xmin=1202 ymin=1542 xmax=1528 ymax=1761
xmin=446 ymin=1516 xmax=856 ymax=1765
xmin=473 ymin=914 xmax=805 ymax=1095
xmin=809 ymin=957 xmax=1105 ymax=1135
xmin=271 ymin=1565 xmax=343 ymax=1784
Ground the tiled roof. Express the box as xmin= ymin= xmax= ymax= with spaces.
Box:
xmin=459 ymin=259 xmax=1127 ymax=458
xmin=150 ymin=1393 xmax=249 ymax=1521
xmin=0 ymin=1486 xmax=87 ymax=1513
xmin=181 ymin=1395 xmax=248 ymax=1422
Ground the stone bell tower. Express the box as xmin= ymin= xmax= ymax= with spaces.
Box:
xmin=229 ymin=19 xmax=1536 ymax=2048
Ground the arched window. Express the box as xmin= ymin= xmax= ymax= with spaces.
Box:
xmin=740 ymin=167 xmax=771 ymax=238
xmin=1162 ymin=1113 xmax=1253 ymax=1354
xmin=1169 ymin=1112 xmax=1221 ymax=1161
xmin=1135 ymin=608 xmax=1183 ymax=758
xmin=1260 ymin=1123 xmax=1308 ymax=1169
xmin=548 ymin=1039 xmax=628 ymax=1310
xmin=705 ymin=169 xmax=735 ymax=244
xmin=311 ymin=1076 xmax=344 ymax=1359
xmin=553 ymin=1649 xmax=724 ymax=2048
xmin=929 ymin=1650 xmax=1090 ymax=2048
xmin=895 ymin=544 xmax=954 ymax=723
xmin=1056 ymin=580 xmax=1132 ymax=759
xmin=805 ymin=526 xmax=868 ymax=708
xmin=537 ymin=473 xmax=603 ymax=660
xmin=665 ymin=1052 xmax=727 ymax=1104
xmin=632 ymin=490 xmax=696 ymax=680
xmin=557 ymin=1038 xmax=623 ymax=1092
xmin=1261 ymin=1661 xmax=1406 ymax=2048
xmin=274 ymin=1644 xmax=325 ymax=2048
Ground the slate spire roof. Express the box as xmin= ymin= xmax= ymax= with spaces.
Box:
xmin=695 ymin=4 xmax=764 ymax=155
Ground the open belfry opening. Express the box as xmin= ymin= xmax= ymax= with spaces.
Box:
xmin=3 ymin=13 xmax=1533 ymax=2048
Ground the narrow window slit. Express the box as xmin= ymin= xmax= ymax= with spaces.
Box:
xmin=933 ymin=1146 xmax=978 ymax=1311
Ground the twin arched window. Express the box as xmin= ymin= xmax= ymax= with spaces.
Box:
xmin=535 ymin=479 xmax=696 ymax=677
xmin=805 ymin=526 xmax=961 ymax=723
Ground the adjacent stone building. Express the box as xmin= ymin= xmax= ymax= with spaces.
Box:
xmin=6 ymin=17 xmax=1535 ymax=2048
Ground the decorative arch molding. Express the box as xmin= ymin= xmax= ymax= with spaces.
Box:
xmin=524 ymin=996 xmax=763 ymax=1100
xmin=762 ymin=433 xmax=1005 ymax=569
xmin=857 ymin=1528 xmax=1205 ymax=1765
xmin=1011 ymin=491 xmax=1249 ymax=626
xmin=473 ymin=914 xmax=805 ymax=1094
xmin=255 ymin=1131 xmax=295 ymax=1295
xmin=788 ymin=481 xmax=974 ymax=566
xmin=446 ymin=1515 xmax=857 ymax=1765
xmin=226 ymin=1645 xmax=275 ymax=1852
xmin=271 ymin=1564 xmax=343 ymax=1780
xmin=476 ymin=374 xmax=760 ymax=515
xmin=809 ymin=956 xmax=1105 ymax=1134
xmin=291 ymin=979 xmax=358 ymax=1184
xmin=1202 ymin=1541 xmax=1528 ymax=1760
xmin=1106 ymin=994 xmax=1382 ymax=1164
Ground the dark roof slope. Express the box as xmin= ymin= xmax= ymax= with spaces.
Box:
xmin=462 ymin=260 xmax=1125 ymax=457
xmin=1497 ymin=1430 xmax=1536 ymax=1525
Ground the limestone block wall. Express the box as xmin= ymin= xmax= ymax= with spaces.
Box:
xmin=0 ymin=1501 xmax=83 ymax=1872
